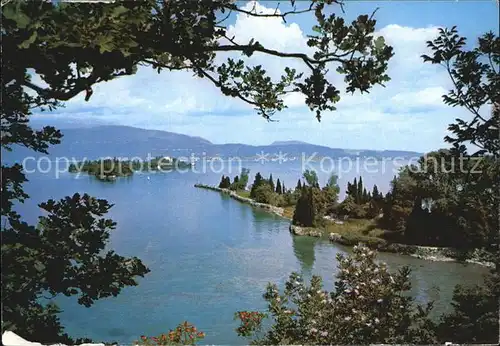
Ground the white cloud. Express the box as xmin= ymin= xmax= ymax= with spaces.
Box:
xmin=34 ymin=1 xmax=471 ymax=152
xmin=390 ymin=86 xmax=448 ymax=110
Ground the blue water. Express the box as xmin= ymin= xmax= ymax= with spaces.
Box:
xmin=15 ymin=160 xmax=487 ymax=344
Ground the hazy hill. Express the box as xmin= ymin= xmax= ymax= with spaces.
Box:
xmin=3 ymin=125 xmax=422 ymax=161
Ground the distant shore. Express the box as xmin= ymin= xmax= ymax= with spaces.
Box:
xmin=194 ymin=184 xmax=492 ymax=267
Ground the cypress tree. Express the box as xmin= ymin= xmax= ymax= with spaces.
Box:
xmin=269 ymin=174 xmax=275 ymax=192
xmin=357 ymin=177 xmax=363 ymax=204
xmin=362 ymin=187 xmax=368 ymax=204
xmin=250 ymin=172 xmax=263 ymax=198
xmin=296 ymin=179 xmax=302 ymax=191
xmin=352 ymin=178 xmax=358 ymax=202
xmin=276 ymin=178 xmax=282 ymax=194
xmin=293 ymin=186 xmax=314 ymax=227
xmin=282 ymin=183 xmax=286 ymax=194
xmin=372 ymin=184 xmax=380 ymax=201
xmin=218 ymin=175 xmax=226 ymax=188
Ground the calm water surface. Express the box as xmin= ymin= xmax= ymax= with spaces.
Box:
xmin=16 ymin=161 xmax=487 ymax=344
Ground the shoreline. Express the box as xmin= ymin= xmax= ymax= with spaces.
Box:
xmin=194 ymin=184 xmax=493 ymax=268
xmin=194 ymin=184 xmax=288 ymax=219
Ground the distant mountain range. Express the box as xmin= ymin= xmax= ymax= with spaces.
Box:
xmin=3 ymin=125 xmax=423 ymax=161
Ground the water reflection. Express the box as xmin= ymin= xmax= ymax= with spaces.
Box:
xmin=292 ymin=235 xmax=317 ymax=272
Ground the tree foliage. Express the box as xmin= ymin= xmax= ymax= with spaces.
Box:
xmin=2 ymin=0 xmax=393 ymax=122
xmin=420 ymin=27 xmax=500 ymax=344
xmin=302 ymin=169 xmax=319 ymax=187
xmin=2 ymin=194 xmax=149 ymax=343
xmin=253 ymin=183 xmax=277 ymax=205
xmin=422 ymin=27 xmax=499 ymax=155
xmin=437 ymin=273 xmax=499 ymax=344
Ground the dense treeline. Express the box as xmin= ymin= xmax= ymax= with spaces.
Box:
xmin=335 ymin=177 xmax=384 ymax=220
xmin=292 ymin=170 xmax=339 ymax=227
xmin=218 ymin=170 xmax=298 ymax=207
xmin=218 ymin=168 xmax=250 ymax=191
xmin=378 ymin=150 xmax=499 ymax=250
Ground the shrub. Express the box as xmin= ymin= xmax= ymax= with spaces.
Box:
xmin=136 ymin=322 xmax=205 ymax=345
xmin=253 ymin=183 xmax=276 ymax=204
xmin=437 ymin=273 xmax=499 ymax=344
xmin=235 ymin=245 xmax=436 ymax=344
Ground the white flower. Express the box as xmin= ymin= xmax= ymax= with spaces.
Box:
xmin=320 ymin=331 xmax=328 ymax=337
xmin=366 ymin=322 xmax=372 ymax=327
xmin=354 ymin=289 xmax=359 ymax=295
xmin=276 ymin=297 xmax=281 ymax=302
xmin=316 ymin=290 xmax=322 ymax=294
xmin=344 ymin=289 xmax=352 ymax=294
xmin=359 ymin=295 xmax=365 ymax=299
xmin=344 ymin=316 xmax=351 ymax=321
xmin=352 ymin=309 xmax=357 ymax=313
xmin=294 ymin=281 xmax=301 ymax=286
xmin=321 ymin=299 xmax=327 ymax=304
xmin=310 ymin=328 xmax=318 ymax=333
xmin=284 ymin=310 xmax=292 ymax=314
xmin=307 ymin=294 xmax=311 ymax=298
xmin=311 ymin=319 xmax=317 ymax=324
xmin=374 ymin=317 xmax=380 ymax=324
xmin=377 ymin=298 xmax=383 ymax=303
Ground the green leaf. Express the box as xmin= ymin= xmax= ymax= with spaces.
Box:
xmin=312 ymin=25 xmax=321 ymax=33
xmin=18 ymin=31 xmax=38 ymax=49
xmin=374 ymin=36 xmax=386 ymax=51
xmin=111 ymin=5 xmax=128 ymax=18
xmin=3 ymin=5 xmax=31 ymax=28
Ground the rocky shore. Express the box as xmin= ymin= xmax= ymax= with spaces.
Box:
xmin=195 ymin=184 xmax=492 ymax=267
xmin=326 ymin=232 xmax=493 ymax=267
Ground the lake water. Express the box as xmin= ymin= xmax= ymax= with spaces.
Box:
xmin=16 ymin=160 xmax=487 ymax=344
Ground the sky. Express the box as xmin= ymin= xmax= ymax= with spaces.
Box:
xmin=32 ymin=1 xmax=499 ymax=152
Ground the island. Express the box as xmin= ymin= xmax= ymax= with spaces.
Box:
xmin=68 ymin=156 xmax=192 ymax=181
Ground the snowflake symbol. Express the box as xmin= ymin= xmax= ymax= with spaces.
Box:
xmin=277 ymin=151 xmax=288 ymax=164
xmin=255 ymin=151 xmax=270 ymax=164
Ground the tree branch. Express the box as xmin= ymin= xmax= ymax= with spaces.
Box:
xmin=213 ymin=44 xmax=323 ymax=70
xmin=193 ymin=65 xmax=276 ymax=121
xmin=22 ymin=74 xmax=100 ymax=102
xmin=224 ymin=2 xmax=316 ymax=24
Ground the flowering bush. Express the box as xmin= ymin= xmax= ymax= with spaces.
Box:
xmin=136 ymin=321 xmax=205 ymax=345
xmin=235 ymin=244 xmax=437 ymax=344
xmin=234 ymin=311 xmax=267 ymax=337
